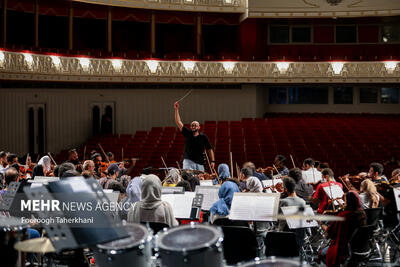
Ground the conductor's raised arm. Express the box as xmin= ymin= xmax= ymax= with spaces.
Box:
xmin=174 ymin=101 xmax=184 ymax=131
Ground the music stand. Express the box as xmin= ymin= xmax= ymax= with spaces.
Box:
xmin=229 ymin=193 xmax=280 ymax=221
xmin=24 ymin=177 xmax=128 ymax=252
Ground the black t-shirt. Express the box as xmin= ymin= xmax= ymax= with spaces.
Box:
xmin=182 ymin=127 xmax=212 ymax=165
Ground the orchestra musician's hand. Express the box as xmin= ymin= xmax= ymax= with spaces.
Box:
xmin=210 ymin=162 xmax=215 ymax=170
xmin=26 ymin=155 xmax=32 ymax=167
xmin=358 ymin=172 xmax=368 ymax=178
xmin=174 ymin=101 xmax=180 ymax=110
xmin=343 ymin=174 xmax=350 ymax=183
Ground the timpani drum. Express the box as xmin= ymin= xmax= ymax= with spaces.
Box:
xmin=156 ymin=224 xmax=224 ymax=267
xmin=238 ymin=257 xmax=304 ymax=267
xmin=93 ymin=223 xmax=152 ymax=267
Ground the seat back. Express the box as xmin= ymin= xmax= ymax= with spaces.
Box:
xmin=220 ymin=226 xmax=258 ymax=265
xmin=364 ymin=208 xmax=382 ymax=226
xmin=264 ymin=231 xmax=299 ymax=257
xmin=349 ymin=225 xmax=373 ymax=255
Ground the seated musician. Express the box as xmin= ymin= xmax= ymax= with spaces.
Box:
xmin=0 ymin=167 xmax=19 ymax=197
xmin=359 ymin=179 xmax=381 ymax=209
xmin=99 ymin=163 xmax=120 ymax=189
xmin=390 ymin=168 xmax=400 ymax=187
xmin=239 ymin=167 xmax=261 ymax=191
xmin=278 ymin=177 xmax=307 ymax=247
xmin=274 ymin=155 xmax=289 ymax=176
xmin=162 ymin=168 xmax=181 ymax=187
xmin=288 ymin=167 xmax=313 ymax=202
xmin=364 ymin=162 xmax=388 ymax=183
xmin=83 ymin=160 xmax=99 ymax=179
xmin=37 ymin=156 xmax=52 ymax=176
xmin=309 ymin=168 xmax=343 ymax=214
xmin=181 ymin=171 xmax=200 ymax=191
xmin=243 ymin=162 xmax=268 ymax=181
xmin=66 ymin=148 xmax=82 ymax=173
xmin=91 ymin=153 xmax=104 ymax=177
xmin=127 ymin=174 xmax=178 ymax=227
xmin=302 ymin=158 xmax=322 ymax=185
xmin=106 ymin=152 xmax=116 ymax=163
xmin=210 ymin=180 xmax=240 ymax=223
xmin=319 ymin=191 xmax=366 ymax=267
xmin=216 ymin=163 xmax=230 ymax=184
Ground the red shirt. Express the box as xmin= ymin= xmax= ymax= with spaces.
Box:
xmin=313 ymin=181 xmax=343 ymax=214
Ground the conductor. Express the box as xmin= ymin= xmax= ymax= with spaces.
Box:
xmin=174 ymin=101 xmax=215 ymax=171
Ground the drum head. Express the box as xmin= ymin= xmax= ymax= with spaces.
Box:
xmin=0 ymin=216 xmax=28 ymax=231
xmin=98 ymin=223 xmax=148 ymax=250
xmin=157 ymin=224 xmax=221 ymax=252
xmin=239 ymin=258 xmax=301 ymax=267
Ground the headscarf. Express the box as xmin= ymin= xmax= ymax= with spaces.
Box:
xmin=128 ymin=174 xmax=177 ymax=227
xmin=210 ymin=181 xmax=240 ymax=216
xmin=345 ymin=191 xmax=363 ymax=211
xmin=126 ymin=175 xmax=144 ymax=203
xmin=218 ymin=164 xmax=230 ymax=180
xmin=140 ymin=174 xmax=163 ymax=209
xmin=246 ymin=176 xmax=263 ymax=192
xmin=38 ymin=156 xmax=51 ymax=172
xmin=165 ymin=168 xmax=181 ymax=184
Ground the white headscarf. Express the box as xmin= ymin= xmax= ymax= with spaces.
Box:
xmin=38 ymin=156 xmax=51 ymax=172
xmin=165 ymin=168 xmax=181 ymax=184
xmin=246 ymin=176 xmax=263 ymax=193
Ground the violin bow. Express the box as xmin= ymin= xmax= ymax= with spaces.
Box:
xmin=290 ymin=154 xmax=296 ymax=168
xmin=327 ymin=178 xmax=336 ymax=212
xmin=160 ymin=156 xmax=169 ymax=177
xmin=83 ymin=146 xmax=86 ymax=161
xmin=205 ymin=150 xmax=220 ymax=183
xmin=97 ymin=143 xmax=110 ymax=163
xmin=229 ymin=152 xmax=234 ymax=180
xmin=47 ymin=152 xmax=57 ymax=166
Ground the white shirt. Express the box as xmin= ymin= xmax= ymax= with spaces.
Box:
xmin=302 ymin=167 xmax=322 ymax=184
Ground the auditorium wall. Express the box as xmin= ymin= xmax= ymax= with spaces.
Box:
xmin=0 ymin=86 xmax=257 ymax=154
xmin=0 ymin=85 xmax=399 ymax=155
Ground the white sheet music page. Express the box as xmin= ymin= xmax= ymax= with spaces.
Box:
xmin=229 ymin=192 xmax=280 ymax=221
xmin=195 ymin=186 xmax=220 ymax=210
xmin=200 ymin=180 xmax=213 ymax=186
xmin=262 ymin=179 xmax=283 ymax=188
xmin=393 ymin=188 xmax=400 ymax=212
xmin=161 ymin=192 xmax=195 ymax=219
xmin=323 ymin=184 xmax=345 ymax=206
xmin=281 ymin=206 xmax=318 ymax=229
xmin=302 ymin=168 xmax=322 ymax=184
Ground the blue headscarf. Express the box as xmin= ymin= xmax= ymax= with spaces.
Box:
xmin=218 ymin=164 xmax=230 ymax=180
xmin=210 ymin=181 xmax=240 ymax=216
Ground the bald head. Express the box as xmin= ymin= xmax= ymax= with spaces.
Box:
xmin=5 ymin=167 xmax=19 ymax=186
xmin=190 ymin=121 xmax=200 ymax=132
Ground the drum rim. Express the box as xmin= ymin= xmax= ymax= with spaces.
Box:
xmin=156 ymin=224 xmax=222 ymax=252
xmin=238 ymin=257 xmax=302 ymax=266
xmin=97 ymin=223 xmax=149 ymax=252
xmin=0 ymin=216 xmax=29 ymax=231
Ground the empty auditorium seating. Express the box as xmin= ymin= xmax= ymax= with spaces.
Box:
xmin=56 ymin=114 xmax=400 ymax=178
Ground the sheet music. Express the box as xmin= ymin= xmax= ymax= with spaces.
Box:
xmin=262 ymin=179 xmax=283 ymax=188
xmin=161 ymin=192 xmax=195 ymax=219
xmin=229 ymin=193 xmax=280 ymax=221
xmin=393 ymin=188 xmax=400 ymax=212
xmin=32 ymin=176 xmax=60 ymax=182
xmin=323 ymin=184 xmax=345 ymax=206
xmin=281 ymin=206 xmax=318 ymax=229
xmin=161 ymin=187 xmax=184 ymax=194
xmin=200 ymin=180 xmax=213 ymax=186
xmin=302 ymin=168 xmax=322 ymax=184
xmin=195 ymin=186 xmax=220 ymax=210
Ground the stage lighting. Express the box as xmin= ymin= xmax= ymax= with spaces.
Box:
xmin=276 ymin=62 xmax=290 ymax=73
xmin=331 ymin=62 xmax=344 ymax=75
xmin=79 ymin=57 xmax=90 ymax=70
xmin=112 ymin=59 xmax=123 ymax=71
xmin=146 ymin=60 xmax=159 ymax=73
xmin=183 ymin=61 xmax=195 ymax=73
xmin=223 ymin=61 xmax=235 ymax=73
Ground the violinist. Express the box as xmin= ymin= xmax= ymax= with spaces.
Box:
xmin=389 ymin=168 xmax=400 ymax=186
xmin=0 ymin=151 xmax=7 ymax=174
xmin=243 ymin=162 xmax=267 ymax=182
xmin=289 ymin=167 xmax=313 ymax=202
xmin=309 ymin=168 xmax=343 ymax=214
xmin=240 ymin=167 xmax=263 ymax=192
xmin=107 ymin=152 xmax=117 ymax=164
xmin=302 ymin=158 xmax=322 ymax=185
xmin=273 ymin=155 xmax=289 ymax=176
xmin=91 ymin=153 xmax=105 ymax=177
xmin=163 ymin=168 xmax=181 ymax=187
xmin=83 ymin=160 xmax=99 ymax=179
xmin=278 ymin=177 xmax=306 ymax=247
xmin=359 ymin=179 xmax=381 ymax=209
xmin=37 ymin=156 xmax=53 ymax=176
xmin=99 ymin=163 xmax=120 ymax=189
xmin=367 ymin=162 xmax=388 ymax=183
xmin=66 ymin=148 xmax=83 ymax=173
xmin=318 ymin=191 xmax=366 ymax=267
xmin=215 ymin=163 xmax=230 ymax=185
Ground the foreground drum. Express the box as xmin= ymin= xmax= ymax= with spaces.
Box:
xmin=0 ymin=216 xmax=28 ymax=267
xmin=93 ymin=223 xmax=152 ymax=267
xmin=238 ymin=258 xmax=303 ymax=267
xmin=156 ymin=224 xmax=224 ymax=267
